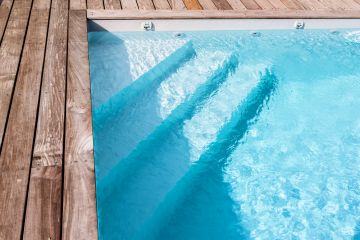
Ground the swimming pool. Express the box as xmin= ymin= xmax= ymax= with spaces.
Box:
xmin=88 ymin=27 xmax=360 ymax=239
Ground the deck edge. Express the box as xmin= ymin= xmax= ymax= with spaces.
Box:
xmin=87 ymin=9 xmax=360 ymax=19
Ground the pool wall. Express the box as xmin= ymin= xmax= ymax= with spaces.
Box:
xmin=88 ymin=19 xmax=360 ymax=32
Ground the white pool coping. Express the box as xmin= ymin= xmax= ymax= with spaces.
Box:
xmin=88 ymin=19 xmax=360 ymax=32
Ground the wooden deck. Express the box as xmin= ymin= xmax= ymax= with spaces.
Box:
xmin=85 ymin=0 xmax=360 ymax=10
xmin=0 ymin=0 xmax=359 ymax=238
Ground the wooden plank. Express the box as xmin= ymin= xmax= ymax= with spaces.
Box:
xmin=314 ymin=0 xmax=329 ymax=9
xmin=335 ymin=0 xmax=352 ymax=9
xmin=265 ymin=0 xmax=287 ymax=9
xmin=0 ymin=0 xmax=50 ymax=238
xmin=120 ymin=0 xmax=138 ymax=9
xmin=254 ymin=0 xmax=274 ymax=9
xmin=298 ymin=0 xmax=326 ymax=10
xmin=313 ymin=0 xmax=333 ymax=9
xmin=0 ymin=0 xmax=32 ymax=149
xmin=197 ymin=0 xmax=217 ymax=9
xmin=280 ymin=0 xmax=306 ymax=10
xmin=104 ymin=0 xmax=122 ymax=9
xmin=353 ymin=0 xmax=360 ymax=7
xmin=240 ymin=0 xmax=261 ymax=9
xmin=341 ymin=0 xmax=360 ymax=9
xmin=137 ymin=0 xmax=154 ymax=10
xmin=70 ymin=0 xmax=87 ymax=9
xmin=153 ymin=0 xmax=171 ymax=9
xmin=62 ymin=9 xmax=98 ymax=240
xmin=212 ymin=0 xmax=232 ymax=10
xmin=168 ymin=0 xmax=186 ymax=10
xmin=87 ymin=9 xmax=360 ymax=19
xmin=23 ymin=167 xmax=63 ymax=240
xmin=0 ymin=0 xmax=13 ymax=43
xmin=87 ymin=0 xmax=104 ymax=9
xmin=291 ymin=0 xmax=311 ymax=9
xmin=22 ymin=0 xmax=68 ymax=238
xmin=183 ymin=0 xmax=202 ymax=9
xmin=226 ymin=0 xmax=246 ymax=9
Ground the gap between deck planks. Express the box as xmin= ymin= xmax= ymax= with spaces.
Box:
xmin=23 ymin=0 xmax=68 ymax=238
xmin=85 ymin=0 xmax=360 ymax=10
xmin=0 ymin=0 xmax=14 ymax=43
xmin=0 ymin=0 xmax=51 ymax=238
xmin=0 ymin=0 xmax=32 ymax=154
xmin=0 ymin=0 xmax=98 ymax=239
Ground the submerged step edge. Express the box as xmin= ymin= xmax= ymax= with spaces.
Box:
xmin=136 ymin=69 xmax=279 ymax=239
xmin=97 ymin=52 xmax=239 ymax=201
xmin=93 ymin=40 xmax=196 ymax=125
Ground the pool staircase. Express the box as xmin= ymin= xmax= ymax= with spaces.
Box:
xmin=96 ymin=51 xmax=278 ymax=238
xmin=96 ymin=52 xmax=238 ymax=184
xmin=93 ymin=40 xmax=196 ymax=125
xmin=93 ymin=49 xmax=235 ymax=180
xmin=136 ymin=69 xmax=278 ymax=239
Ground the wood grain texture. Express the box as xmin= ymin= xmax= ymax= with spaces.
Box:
xmin=62 ymin=9 xmax=98 ymax=240
xmin=266 ymin=0 xmax=287 ymax=9
xmin=137 ymin=0 xmax=154 ymax=10
xmin=298 ymin=0 xmax=325 ymax=10
xmin=226 ymin=0 xmax=246 ymax=10
xmin=331 ymin=0 xmax=351 ymax=9
xmin=341 ymin=0 xmax=360 ymax=9
xmin=336 ymin=0 xmax=352 ymax=9
xmin=104 ymin=0 xmax=122 ymax=9
xmin=120 ymin=0 xmax=138 ymax=9
xmin=197 ymin=0 xmax=217 ymax=9
xmin=168 ymin=0 xmax=186 ymax=10
xmin=240 ymin=0 xmax=261 ymax=9
xmin=280 ymin=0 xmax=305 ymax=10
xmin=87 ymin=0 xmax=104 ymax=9
xmin=0 ymin=0 xmax=13 ymax=43
xmin=295 ymin=0 xmax=314 ymax=9
xmin=183 ymin=0 xmax=202 ymax=9
xmin=153 ymin=0 xmax=171 ymax=9
xmin=254 ymin=0 xmax=274 ymax=10
xmin=70 ymin=0 xmax=87 ymax=9
xmin=87 ymin=9 xmax=360 ymax=18
xmin=23 ymin=167 xmax=63 ymax=240
xmin=0 ymin=0 xmax=32 ymax=149
xmin=0 ymin=0 xmax=50 ymax=238
xmin=23 ymin=0 xmax=68 ymax=239
xmin=212 ymin=0 xmax=232 ymax=10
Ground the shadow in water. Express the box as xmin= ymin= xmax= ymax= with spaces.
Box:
xmin=97 ymin=55 xmax=238 ymax=240
xmin=354 ymin=221 xmax=360 ymax=240
xmin=89 ymin=27 xmax=197 ymax=181
xmin=139 ymin=69 xmax=278 ymax=240
xmin=98 ymin=53 xmax=238 ymax=192
xmin=156 ymin=166 xmax=250 ymax=240
xmin=99 ymin=123 xmax=193 ymax=239
xmin=88 ymin=31 xmax=132 ymax=109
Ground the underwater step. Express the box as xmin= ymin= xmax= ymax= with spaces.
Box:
xmin=98 ymin=52 xmax=238 ymax=195
xmin=88 ymin=33 xmax=192 ymax=109
xmin=137 ymin=69 xmax=279 ymax=239
xmin=97 ymin=53 xmax=239 ymax=239
xmin=93 ymin=50 xmax=234 ymax=181
xmin=93 ymin=40 xmax=196 ymax=125
xmin=97 ymin=61 xmax=276 ymax=240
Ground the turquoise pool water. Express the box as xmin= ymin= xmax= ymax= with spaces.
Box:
xmin=88 ymin=29 xmax=360 ymax=240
